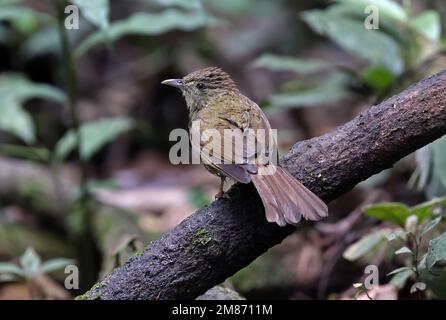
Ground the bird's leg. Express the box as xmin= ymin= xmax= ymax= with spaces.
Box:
xmin=215 ymin=177 xmax=230 ymax=200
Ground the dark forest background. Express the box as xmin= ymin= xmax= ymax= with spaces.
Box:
xmin=0 ymin=0 xmax=446 ymax=300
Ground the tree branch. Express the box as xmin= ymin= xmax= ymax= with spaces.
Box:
xmin=82 ymin=70 xmax=446 ymax=300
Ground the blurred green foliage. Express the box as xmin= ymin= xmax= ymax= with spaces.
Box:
xmin=255 ymin=0 xmax=444 ymax=110
xmin=75 ymin=9 xmax=217 ymax=57
xmin=54 ymin=117 xmax=135 ymax=161
xmin=1 ymin=0 xmax=446 ymax=300
xmin=344 ymin=196 xmax=446 ymax=298
xmin=0 ymin=247 xmax=72 ymax=282
xmin=0 ymin=73 xmax=66 ymax=144
xmin=71 ymin=0 xmax=109 ymax=31
xmin=0 ymin=0 xmax=215 ymax=161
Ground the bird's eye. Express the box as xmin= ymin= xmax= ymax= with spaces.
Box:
xmin=196 ymin=82 xmax=205 ymax=90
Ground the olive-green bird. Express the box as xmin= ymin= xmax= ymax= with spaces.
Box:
xmin=162 ymin=67 xmax=328 ymax=226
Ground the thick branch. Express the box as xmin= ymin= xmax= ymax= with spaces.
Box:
xmin=84 ymin=71 xmax=446 ymax=300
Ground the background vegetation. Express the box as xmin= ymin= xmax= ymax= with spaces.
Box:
xmin=0 ymin=0 xmax=445 ymax=300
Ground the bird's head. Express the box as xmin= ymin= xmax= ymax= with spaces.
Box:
xmin=162 ymin=67 xmax=237 ymax=112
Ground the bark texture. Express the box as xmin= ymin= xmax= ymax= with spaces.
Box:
xmin=82 ymin=71 xmax=446 ymax=300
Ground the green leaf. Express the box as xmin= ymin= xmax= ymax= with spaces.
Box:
xmin=414 ymin=145 xmax=432 ymax=190
xmin=0 ymin=74 xmax=66 ymax=103
xmin=0 ymin=74 xmax=66 ymax=143
xmin=55 ymin=117 xmax=135 ymax=160
xmin=410 ymin=282 xmax=426 ymax=294
xmin=302 ymin=11 xmax=404 ymax=75
xmin=0 ymin=0 xmax=24 ymax=5
xmin=268 ymin=73 xmax=352 ymax=109
xmin=75 ymin=9 xmax=217 ymax=57
xmin=363 ymin=202 xmax=410 ymax=227
xmin=205 ymin=0 xmax=275 ymax=16
xmin=301 ymin=9 xmax=326 ymax=34
xmin=387 ymin=266 xmax=415 ymax=277
xmin=419 ymin=256 xmax=446 ymax=298
xmin=1 ymin=99 xmax=35 ymax=143
xmin=427 ymin=167 xmax=446 ymax=199
xmin=269 ymin=87 xmax=349 ymax=109
xmin=0 ymin=144 xmax=50 ymax=161
xmin=360 ymin=67 xmax=395 ymax=93
xmin=333 ymin=0 xmax=408 ymax=22
xmin=0 ymin=263 xmax=23 ymax=276
xmin=395 ymin=246 xmax=413 ymax=256
xmin=0 ymin=5 xmax=54 ymax=25
xmin=253 ymin=54 xmax=331 ymax=75
xmin=421 ymin=216 xmax=442 ymax=237
xmin=151 ymin=0 xmax=203 ymax=11
xmin=426 ymin=231 xmax=446 ymax=270
xmin=411 ymin=196 xmax=446 ymax=222
xmin=40 ymin=258 xmax=73 ymax=274
xmin=409 ymin=10 xmax=441 ymax=43
xmin=19 ymin=247 xmax=41 ymax=276
xmin=343 ymin=229 xmax=390 ymax=261
xmin=386 ymin=229 xmax=407 ymax=242
xmin=390 ymin=268 xmax=413 ymax=289
xmin=0 ymin=5 xmax=53 ymax=35
xmin=21 ymin=26 xmax=60 ymax=59
xmin=432 ymin=135 xmax=446 ymax=189
xmin=71 ymin=0 xmax=109 ymax=31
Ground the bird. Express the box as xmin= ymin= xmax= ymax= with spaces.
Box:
xmin=162 ymin=66 xmax=328 ymax=226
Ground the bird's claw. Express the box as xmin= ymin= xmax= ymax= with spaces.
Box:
xmin=215 ymin=191 xmax=230 ymax=200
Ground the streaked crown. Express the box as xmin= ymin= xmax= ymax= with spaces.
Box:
xmin=183 ymin=67 xmax=237 ymax=90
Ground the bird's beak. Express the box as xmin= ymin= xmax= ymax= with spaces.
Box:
xmin=161 ymin=79 xmax=183 ymax=88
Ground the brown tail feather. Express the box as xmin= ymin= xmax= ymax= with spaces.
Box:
xmin=250 ymin=166 xmax=328 ymax=226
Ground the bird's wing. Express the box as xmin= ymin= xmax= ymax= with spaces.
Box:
xmin=193 ymin=133 xmax=254 ymax=184
xmin=204 ymin=96 xmax=276 ymax=166
xmin=246 ymin=100 xmax=278 ymax=166
xmin=191 ymin=96 xmax=270 ymax=183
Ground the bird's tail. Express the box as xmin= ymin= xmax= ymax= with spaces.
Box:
xmin=250 ymin=165 xmax=328 ymax=226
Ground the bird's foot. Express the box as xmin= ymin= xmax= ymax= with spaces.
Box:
xmin=215 ymin=191 xmax=230 ymax=200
